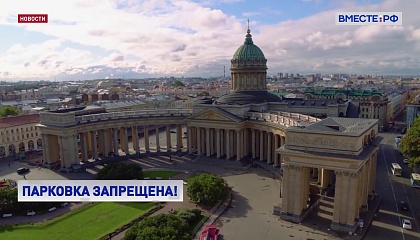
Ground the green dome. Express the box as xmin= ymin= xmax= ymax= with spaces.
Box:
xmin=232 ymin=30 xmax=266 ymax=60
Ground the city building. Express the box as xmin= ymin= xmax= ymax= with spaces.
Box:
xmin=303 ymin=88 xmax=389 ymax=131
xmin=387 ymin=90 xmax=408 ymax=121
xmin=38 ymin=27 xmax=377 ymax=233
xmin=0 ymin=114 xmax=42 ymax=158
xmin=406 ymin=94 xmax=420 ymax=127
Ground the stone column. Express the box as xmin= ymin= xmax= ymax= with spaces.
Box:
xmin=80 ymin=132 xmax=88 ymax=161
xmin=49 ymin=135 xmax=60 ymax=163
xmin=155 ymin=126 xmax=160 ymax=152
xmin=187 ymin=126 xmax=193 ymax=153
xmin=102 ymin=129 xmax=109 ymax=158
xmin=97 ymin=129 xmax=105 ymax=157
xmin=244 ymin=129 xmax=248 ymax=157
xmin=331 ymin=171 xmax=359 ymax=232
xmin=119 ymin=127 xmax=125 ymax=152
xmin=133 ymin=126 xmax=140 ymax=155
xmin=206 ymin=128 xmax=211 ymax=157
xmin=251 ymin=129 xmax=256 ymax=159
xmin=259 ymin=131 xmax=264 ymax=161
xmin=210 ymin=129 xmax=214 ymax=155
xmin=113 ymin=128 xmax=119 ymax=155
xmin=226 ymin=130 xmax=230 ymax=160
xmin=216 ymin=129 xmax=221 ymax=158
xmin=42 ymin=133 xmax=51 ymax=163
xmin=166 ymin=125 xmax=171 ymax=152
xmin=58 ymin=136 xmax=65 ymax=166
xmin=267 ymin=132 xmax=272 ymax=164
xmin=60 ymin=135 xmax=79 ymax=167
xmin=124 ymin=127 xmax=129 ymax=154
xmin=177 ymin=124 xmax=183 ymax=151
xmin=280 ymin=165 xmax=309 ymax=223
xmin=273 ymin=134 xmax=279 ymax=166
xmin=256 ymin=130 xmax=260 ymax=157
xmin=236 ymin=130 xmax=241 ymax=160
xmin=196 ymin=127 xmax=202 ymax=155
xmin=220 ymin=129 xmax=225 ymax=156
xmin=144 ymin=125 xmax=150 ymax=153
xmin=92 ymin=131 xmax=98 ymax=159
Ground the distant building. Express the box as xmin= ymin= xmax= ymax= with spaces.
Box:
xmin=303 ymin=88 xmax=389 ymax=131
xmin=0 ymin=114 xmax=42 ymax=158
xmin=406 ymin=94 xmax=420 ymax=127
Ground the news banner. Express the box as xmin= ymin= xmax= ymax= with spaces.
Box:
xmin=18 ymin=180 xmax=184 ymax=202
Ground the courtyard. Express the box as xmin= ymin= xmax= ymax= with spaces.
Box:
xmin=0 ymin=155 xmax=343 ymax=240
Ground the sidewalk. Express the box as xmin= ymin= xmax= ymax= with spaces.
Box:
xmin=193 ymin=191 xmax=233 ymax=240
xmin=348 ymin=193 xmax=383 ymax=240
xmin=0 ymin=202 xmax=90 ymax=226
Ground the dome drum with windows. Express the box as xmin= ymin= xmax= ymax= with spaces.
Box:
xmin=216 ymin=24 xmax=280 ymax=105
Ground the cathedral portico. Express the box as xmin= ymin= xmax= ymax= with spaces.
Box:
xmin=279 ymin=117 xmax=379 ymax=232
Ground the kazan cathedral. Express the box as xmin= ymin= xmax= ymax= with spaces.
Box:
xmin=39 ymin=27 xmax=379 ymax=233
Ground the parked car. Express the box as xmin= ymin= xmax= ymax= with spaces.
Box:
xmin=400 ymin=201 xmax=409 ymax=211
xmin=402 ymin=219 xmax=412 ymax=230
xmin=17 ymin=168 xmax=30 ymax=175
xmin=403 ymin=158 xmax=409 ymax=164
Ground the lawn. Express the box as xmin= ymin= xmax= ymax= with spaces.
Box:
xmin=0 ymin=202 xmax=154 ymax=240
xmin=143 ymin=170 xmax=180 ymax=179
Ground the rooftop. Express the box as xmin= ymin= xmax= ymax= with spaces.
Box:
xmin=0 ymin=114 xmax=40 ymax=128
xmin=232 ymin=27 xmax=266 ymax=61
xmin=288 ymin=117 xmax=378 ymax=136
xmin=279 ymin=143 xmax=379 ymax=161
xmin=304 ymin=88 xmax=384 ymax=96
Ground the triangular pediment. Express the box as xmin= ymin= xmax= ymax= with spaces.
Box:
xmin=188 ymin=108 xmax=242 ymax=122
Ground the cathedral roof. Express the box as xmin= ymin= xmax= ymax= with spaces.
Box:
xmin=232 ymin=28 xmax=266 ymax=61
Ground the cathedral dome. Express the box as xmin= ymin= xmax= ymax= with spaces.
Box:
xmin=232 ymin=29 xmax=266 ymax=61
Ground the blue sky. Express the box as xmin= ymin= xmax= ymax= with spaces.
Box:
xmin=0 ymin=0 xmax=419 ymax=81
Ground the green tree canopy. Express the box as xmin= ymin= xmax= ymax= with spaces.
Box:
xmin=172 ymin=81 xmax=185 ymax=87
xmin=399 ymin=117 xmax=420 ymax=168
xmin=97 ymin=162 xmax=143 ymax=180
xmin=187 ymin=173 xmax=226 ymax=206
xmin=0 ymin=188 xmax=60 ymax=213
xmin=0 ymin=106 xmax=19 ymax=117
xmin=124 ymin=214 xmax=191 ymax=240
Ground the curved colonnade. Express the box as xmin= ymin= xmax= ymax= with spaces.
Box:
xmin=38 ymin=109 xmax=320 ymax=169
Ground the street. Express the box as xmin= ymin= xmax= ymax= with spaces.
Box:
xmin=365 ymin=129 xmax=420 ymax=240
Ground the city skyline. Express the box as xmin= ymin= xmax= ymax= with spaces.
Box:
xmin=1 ymin=0 xmax=419 ymax=81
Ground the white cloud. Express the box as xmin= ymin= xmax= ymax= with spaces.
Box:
xmin=0 ymin=0 xmax=419 ymax=80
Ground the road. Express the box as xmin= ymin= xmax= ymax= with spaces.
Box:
xmin=365 ymin=129 xmax=420 ymax=240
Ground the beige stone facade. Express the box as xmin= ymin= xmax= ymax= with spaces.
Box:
xmin=37 ymin=29 xmax=379 ymax=233
xmin=0 ymin=114 xmax=42 ymax=158
xmin=279 ymin=117 xmax=378 ymax=232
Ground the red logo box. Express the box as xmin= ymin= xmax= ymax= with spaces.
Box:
xmin=18 ymin=14 xmax=48 ymax=23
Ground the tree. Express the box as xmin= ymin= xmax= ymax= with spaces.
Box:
xmin=69 ymin=89 xmax=78 ymax=95
xmin=199 ymin=91 xmax=209 ymax=96
xmin=97 ymin=162 xmax=143 ymax=180
xmin=176 ymin=208 xmax=201 ymax=224
xmin=399 ymin=116 xmax=420 ymax=168
xmin=172 ymin=81 xmax=185 ymax=87
xmin=0 ymin=106 xmax=19 ymax=117
xmin=187 ymin=173 xmax=226 ymax=206
xmin=124 ymin=214 xmax=191 ymax=240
